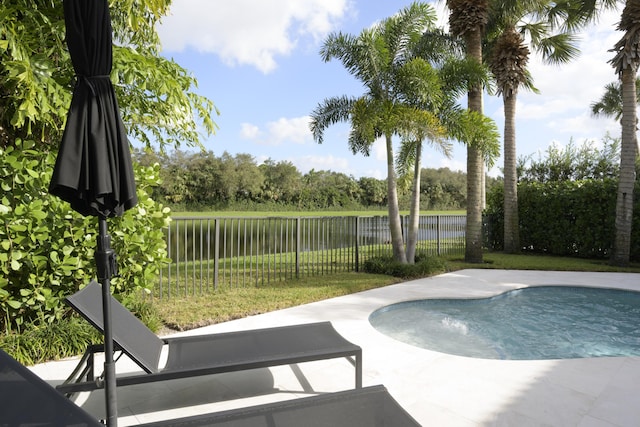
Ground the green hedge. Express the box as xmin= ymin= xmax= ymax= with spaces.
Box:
xmin=0 ymin=140 xmax=171 ymax=333
xmin=485 ymin=179 xmax=640 ymax=260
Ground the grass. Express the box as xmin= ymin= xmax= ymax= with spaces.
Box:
xmin=151 ymin=252 xmax=640 ymax=332
xmin=445 ymin=252 xmax=640 ymax=272
xmin=152 ymin=272 xmax=403 ymax=331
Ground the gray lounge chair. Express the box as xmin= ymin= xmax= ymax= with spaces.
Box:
xmin=57 ymin=281 xmax=362 ymax=396
xmin=0 ymin=349 xmax=420 ymax=426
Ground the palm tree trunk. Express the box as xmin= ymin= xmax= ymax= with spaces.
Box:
xmin=611 ymin=66 xmax=638 ymax=267
xmin=503 ymin=92 xmax=520 ymax=253
xmin=481 ymin=166 xmax=486 ymax=210
xmin=385 ymin=134 xmax=407 ymax=263
xmin=406 ymin=142 xmax=422 ymax=264
xmin=465 ymin=27 xmax=485 ymax=263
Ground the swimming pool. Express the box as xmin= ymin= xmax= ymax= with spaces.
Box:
xmin=369 ymin=286 xmax=640 ymax=360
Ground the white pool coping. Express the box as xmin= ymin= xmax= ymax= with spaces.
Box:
xmin=31 ymin=269 xmax=640 ymax=426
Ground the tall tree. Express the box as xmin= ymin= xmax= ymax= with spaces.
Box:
xmin=396 ymin=36 xmax=499 ymax=262
xmin=608 ymin=0 xmax=640 ymax=266
xmin=260 ymin=159 xmax=302 ymax=204
xmin=311 ymin=2 xmax=442 ymax=263
xmin=396 ymin=108 xmax=450 ymax=264
xmin=0 ymin=0 xmax=217 ymax=151
xmin=446 ymin=0 xmax=491 ymax=262
xmin=487 ymin=0 xmax=580 ymax=254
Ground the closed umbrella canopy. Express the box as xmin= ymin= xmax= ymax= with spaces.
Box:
xmin=49 ymin=0 xmax=137 ymax=218
xmin=49 ymin=1 xmax=138 ymax=425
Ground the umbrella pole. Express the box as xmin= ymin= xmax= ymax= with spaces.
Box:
xmin=97 ymin=216 xmax=118 ymax=427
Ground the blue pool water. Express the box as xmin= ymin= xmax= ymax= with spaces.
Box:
xmin=369 ymin=286 xmax=640 ymax=360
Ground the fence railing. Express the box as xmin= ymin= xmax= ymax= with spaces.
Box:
xmin=155 ymin=215 xmax=465 ymax=298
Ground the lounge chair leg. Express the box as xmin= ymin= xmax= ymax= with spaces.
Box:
xmin=356 ymin=353 xmax=362 ymax=388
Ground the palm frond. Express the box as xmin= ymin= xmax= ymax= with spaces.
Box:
xmin=395 ymin=57 xmax=442 ymax=107
xmin=535 ymin=33 xmax=581 ymax=64
xmin=396 ymin=139 xmax=419 ymax=177
xmin=385 ymin=2 xmax=438 ymax=64
xmin=448 ymin=109 xmax=501 ymax=167
xmin=439 ymin=57 xmax=493 ymax=97
xmin=309 ymin=95 xmax=355 ymax=144
xmin=590 ymin=78 xmax=640 ymax=121
xmin=416 ymin=29 xmax=465 ymax=65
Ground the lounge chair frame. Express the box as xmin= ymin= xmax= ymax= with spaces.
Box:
xmin=57 ymin=281 xmax=362 ymax=395
xmin=1 ymin=349 xmax=419 ymax=427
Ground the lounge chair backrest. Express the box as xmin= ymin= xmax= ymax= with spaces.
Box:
xmin=66 ymin=280 xmax=164 ymax=373
xmin=0 ymin=349 xmax=102 ymax=426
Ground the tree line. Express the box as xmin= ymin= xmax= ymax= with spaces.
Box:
xmin=134 ymin=148 xmax=481 ymax=212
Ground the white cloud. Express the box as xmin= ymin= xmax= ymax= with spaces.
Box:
xmin=439 ymin=158 xmax=466 ymax=173
xmin=239 ymin=122 xmax=261 ymax=139
xmin=363 ymin=168 xmax=386 ymax=180
xmin=548 ymin=113 xmax=618 ymax=138
xmin=293 ymin=155 xmax=350 ymax=174
xmin=158 ymin=0 xmax=352 ymax=73
xmin=267 ymin=117 xmax=313 ymax=144
xmin=240 ymin=116 xmax=312 ymax=145
xmin=373 ymin=137 xmax=386 ymax=161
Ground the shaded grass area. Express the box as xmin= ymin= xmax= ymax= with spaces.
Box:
xmin=152 ymin=252 xmax=640 ymax=332
xmin=445 ymin=252 xmax=640 ymax=272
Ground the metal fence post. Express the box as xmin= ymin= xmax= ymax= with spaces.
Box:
xmin=436 ymin=215 xmax=441 ymax=256
xmin=295 ymin=217 xmax=301 ymax=279
xmin=214 ymin=218 xmax=220 ymax=290
xmin=355 ymin=216 xmax=360 ymax=272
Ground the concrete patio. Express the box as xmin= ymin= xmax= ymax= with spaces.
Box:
xmin=31 ymin=269 xmax=640 ymax=426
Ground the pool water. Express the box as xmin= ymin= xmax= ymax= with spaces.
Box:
xmin=369 ymin=286 xmax=640 ymax=360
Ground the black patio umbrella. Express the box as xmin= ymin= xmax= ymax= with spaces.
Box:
xmin=49 ymin=0 xmax=137 ymax=425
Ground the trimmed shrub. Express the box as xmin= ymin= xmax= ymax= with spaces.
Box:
xmin=362 ymin=254 xmax=446 ymax=279
xmin=485 ymin=179 xmax=639 ymax=260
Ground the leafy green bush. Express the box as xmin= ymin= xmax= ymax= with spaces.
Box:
xmin=0 ymin=139 xmax=170 ymax=333
xmin=362 ymin=254 xmax=446 ymax=279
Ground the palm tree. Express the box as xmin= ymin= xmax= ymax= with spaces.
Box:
xmin=396 ymin=45 xmax=500 ymax=262
xmin=394 ymin=33 xmax=458 ymax=264
xmin=395 ymin=107 xmax=450 ymax=264
xmin=446 ymin=0 xmax=491 ymax=263
xmin=487 ymin=1 xmax=580 ymax=254
xmin=310 ymin=2 xmax=441 ymax=263
xmin=608 ymin=0 xmax=640 ymax=266
xmin=551 ymin=0 xmax=639 ymax=267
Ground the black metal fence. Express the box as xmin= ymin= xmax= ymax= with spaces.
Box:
xmin=156 ymin=215 xmax=465 ymax=298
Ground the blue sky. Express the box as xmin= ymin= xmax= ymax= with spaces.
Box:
xmin=156 ymin=1 xmax=622 ymax=179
